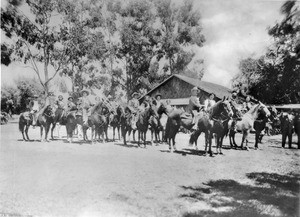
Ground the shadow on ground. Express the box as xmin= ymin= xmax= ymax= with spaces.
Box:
xmin=180 ymin=172 xmax=300 ymax=217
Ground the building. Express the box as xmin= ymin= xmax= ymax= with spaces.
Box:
xmin=139 ymin=74 xmax=232 ymax=108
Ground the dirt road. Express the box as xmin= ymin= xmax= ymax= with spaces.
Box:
xmin=1 ymin=118 xmax=299 ymax=217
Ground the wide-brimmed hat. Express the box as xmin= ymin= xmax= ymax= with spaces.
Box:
xmin=48 ymin=92 xmax=55 ymax=96
xmin=58 ymin=95 xmax=63 ymax=98
xmin=81 ymin=89 xmax=90 ymax=95
xmin=191 ymin=87 xmax=200 ymax=93
xmin=132 ymin=92 xmax=139 ymax=97
xmin=155 ymin=93 xmax=162 ymax=99
xmin=68 ymin=96 xmax=74 ymax=100
xmin=32 ymin=94 xmax=39 ymax=98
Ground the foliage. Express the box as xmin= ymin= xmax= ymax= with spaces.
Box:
xmin=233 ymin=0 xmax=300 ymax=104
xmin=1 ymin=76 xmax=43 ymax=113
xmin=1 ymin=0 xmax=205 ymax=101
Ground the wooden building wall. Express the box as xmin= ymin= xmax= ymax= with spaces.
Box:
xmin=146 ymin=76 xmax=212 ymax=104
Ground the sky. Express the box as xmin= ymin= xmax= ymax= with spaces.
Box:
xmin=0 ymin=0 xmax=284 ymax=89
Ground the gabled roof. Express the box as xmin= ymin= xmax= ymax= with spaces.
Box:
xmin=140 ymin=74 xmax=232 ymax=100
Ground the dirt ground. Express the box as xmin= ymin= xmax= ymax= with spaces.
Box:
xmin=0 ymin=116 xmax=299 ymax=217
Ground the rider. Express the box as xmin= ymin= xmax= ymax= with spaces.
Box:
xmin=127 ymin=92 xmax=140 ymax=129
xmin=187 ymin=87 xmax=203 ymax=130
xmin=78 ymin=89 xmax=93 ymax=126
xmin=242 ymin=96 xmax=252 ymax=112
xmin=28 ymin=94 xmax=40 ymax=126
xmin=155 ymin=93 xmax=162 ymax=109
xmin=204 ymin=93 xmax=216 ymax=112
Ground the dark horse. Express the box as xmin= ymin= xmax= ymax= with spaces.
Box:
xmin=120 ymin=106 xmax=138 ymax=146
xmin=65 ymin=102 xmax=109 ymax=143
xmin=50 ymin=107 xmax=67 ymax=140
xmin=189 ymin=98 xmax=233 ymax=156
xmin=19 ymin=105 xmax=55 ymax=141
xmin=136 ymin=104 xmax=158 ymax=148
xmin=110 ymin=105 xmax=122 ymax=141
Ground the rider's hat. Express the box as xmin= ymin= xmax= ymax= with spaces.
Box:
xmin=32 ymin=94 xmax=38 ymax=98
xmin=81 ymin=89 xmax=90 ymax=96
xmin=48 ymin=92 xmax=55 ymax=96
xmin=132 ymin=92 xmax=139 ymax=97
xmin=68 ymin=96 xmax=74 ymax=100
xmin=191 ymin=87 xmax=200 ymax=93
xmin=58 ymin=95 xmax=63 ymax=98
xmin=155 ymin=93 xmax=162 ymax=99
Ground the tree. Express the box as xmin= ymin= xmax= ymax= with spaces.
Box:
xmin=154 ymin=0 xmax=205 ymax=74
xmin=234 ymin=0 xmax=300 ymax=104
xmin=1 ymin=0 xmax=72 ymax=94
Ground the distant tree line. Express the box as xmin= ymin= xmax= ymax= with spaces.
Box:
xmin=1 ymin=0 xmax=205 ymax=103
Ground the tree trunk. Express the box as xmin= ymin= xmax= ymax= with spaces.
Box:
xmin=44 ymin=49 xmax=49 ymax=95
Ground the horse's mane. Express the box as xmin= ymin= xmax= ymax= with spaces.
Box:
xmin=209 ymin=100 xmax=223 ymax=117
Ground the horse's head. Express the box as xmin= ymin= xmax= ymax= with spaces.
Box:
xmin=146 ymin=103 xmax=158 ymax=119
xmin=116 ymin=105 xmax=124 ymax=116
xmin=258 ymin=102 xmax=271 ymax=119
xmin=44 ymin=105 xmax=55 ymax=118
xmin=210 ymin=97 xmax=233 ymax=119
xmin=157 ymin=102 xmax=167 ymax=116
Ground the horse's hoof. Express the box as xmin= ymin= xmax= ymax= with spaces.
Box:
xmin=220 ymin=152 xmax=223 ymax=155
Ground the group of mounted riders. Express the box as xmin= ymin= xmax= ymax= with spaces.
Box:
xmin=19 ymin=85 xmax=299 ymax=155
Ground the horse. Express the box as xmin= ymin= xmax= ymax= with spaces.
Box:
xmin=19 ymin=105 xmax=55 ymax=142
xmin=19 ymin=111 xmax=32 ymax=141
xmin=110 ymin=105 xmax=122 ymax=141
xmin=50 ymin=107 xmax=67 ymax=140
xmin=229 ymin=102 xmax=270 ymax=150
xmin=136 ymin=104 xmax=158 ymax=148
xmin=87 ymin=102 xmax=109 ymax=144
xmin=256 ymin=106 xmax=279 ymax=142
xmin=189 ymin=98 xmax=233 ymax=156
xmin=36 ymin=105 xmax=56 ymax=142
xmin=65 ymin=102 xmax=108 ymax=143
xmin=252 ymin=105 xmax=271 ymax=149
xmin=120 ymin=106 xmax=137 ymax=146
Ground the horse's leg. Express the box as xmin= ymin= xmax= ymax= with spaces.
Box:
xmin=118 ymin=126 xmax=121 ymax=140
xmin=151 ymin=129 xmax=154 ymax=146
xmin=51 ymin=122 xmax=56 ymax=140
xmin=220 ymin=136 xmax=224 ymax=155
xmin=144 ymin=131 xmax=147 ymax=148
xmin=25 ymin=125 xmax=30 ymax=141
xmin=255 ymin=131 xmax=260 ymax=150
xmin=137 ymin=130 xmax=140 ymax=147
xmin=45 ymin=124 xmax=50 ymax=142
xmin=208 ymin=132 xmax=213 ymax=157
xmin=113 ymin=126 xmax=115 ymax=141
xmin=204 ymin=132 xmax=208 ymax=154
xmin=57 ymin=123 xmax=61 ymax=139
xmin=155 ymin=130 xmax=159 ymax=146
xmin=40 ymin=126 xmax=44 ymax=142
xmin=172 ymin=134 xmax=177 ymax=151
xmin=124 ymin=129 xmax=127 ymax=145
